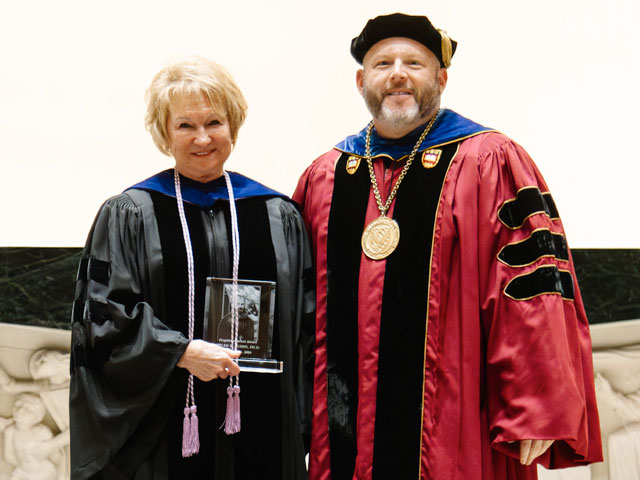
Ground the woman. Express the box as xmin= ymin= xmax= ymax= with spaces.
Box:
xmin=70 ymin=57 xmax=314 ymax=479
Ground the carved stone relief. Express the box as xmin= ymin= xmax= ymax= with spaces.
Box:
xmin=0 ymin=324 xmax=69 ymax=480
xmin=589 ymin=320 xmax=640 ymax=480
xmin=538 ymin=319 xmax=640 ymax=480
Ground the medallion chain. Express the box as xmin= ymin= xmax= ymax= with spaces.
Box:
xmin=364 ymin=110 xmax=440 ymax=216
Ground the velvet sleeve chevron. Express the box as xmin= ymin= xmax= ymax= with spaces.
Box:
xmin=475 ymin=134 xmax=602 ymax=469
xmin=497 ymin=189 xmax=573 ymax=301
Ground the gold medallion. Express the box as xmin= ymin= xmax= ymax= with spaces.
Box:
xmin=361 ymin=216 xmax=400 ymax=260
xmin=421 ymin=149 xmax=442 ymax=168
xmin=346 ymin=156 xmax=361 ymax=174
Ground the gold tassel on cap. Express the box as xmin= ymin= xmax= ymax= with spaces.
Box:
xmin=438 ymin=29 xmax=453 ymax=68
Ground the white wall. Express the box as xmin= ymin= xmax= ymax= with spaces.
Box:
xmin=1 ymin=0 xmax=638 ymax=247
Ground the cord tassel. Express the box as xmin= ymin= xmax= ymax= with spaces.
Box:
xmin=232 ymin=384 xmax=241 ymax=432
xmin=224 ymin=383 xmax=241 ymax=434
xmin=189 ymin=405 xmax=200 ymax=453
xmin=182 ymin=407 xmax=193 ymax=457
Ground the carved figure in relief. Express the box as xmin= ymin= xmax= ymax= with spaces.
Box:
xmin=0 ymin=351 xmax=70 ymax=428
xmin=2 ymin=392 xmax=68 ymax=480
xmin=592 ymin=346 xmax=640 ymax=480
xmin=0 ymin=415 xmax=15 ymax=480
xmin=0 ymin=350 xmax=70 ymax=480
xmin=27 ymin=350 xmax=70 ymax=435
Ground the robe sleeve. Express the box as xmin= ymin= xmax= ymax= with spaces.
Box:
xmin=475 ymin=135 xmax=602 ymax=468
xmin=70 ymin=193 xmax=190 ymax=479
xmin=272 ymin=199 xmax=316 ymax=452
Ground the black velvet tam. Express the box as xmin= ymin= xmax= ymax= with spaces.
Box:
xmin=350 ymin=12 xmax=457 ymax=67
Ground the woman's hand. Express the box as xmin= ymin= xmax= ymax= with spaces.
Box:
xmin=177 ymin=340 xmax=241 ymax=381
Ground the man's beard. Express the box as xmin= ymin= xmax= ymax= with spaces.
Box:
xmin=363 ymin=74 xmax=440 ymax=130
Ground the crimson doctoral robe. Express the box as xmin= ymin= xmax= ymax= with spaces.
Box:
xmin=293 ymin=110 xmax=602 ymax=480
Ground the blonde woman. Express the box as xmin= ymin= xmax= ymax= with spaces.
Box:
xmin=70 ymin=57 xmax=314 ymax=479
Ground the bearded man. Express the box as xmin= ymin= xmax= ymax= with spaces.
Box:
xmin=293 ymin=13 xmax=602 ymax=480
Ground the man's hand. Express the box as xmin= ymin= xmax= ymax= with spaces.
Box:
xmin=177 ymin=340 xmax=241 ymax=381
xmin=519 ymin=439 xmax=554 ymax=465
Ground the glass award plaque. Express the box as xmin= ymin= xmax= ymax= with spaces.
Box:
xmin=203 ymin=277 xmax=282 ymax=373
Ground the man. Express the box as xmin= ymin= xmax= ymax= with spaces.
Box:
xmin=293 ymin=12 xmax=602 ymax=480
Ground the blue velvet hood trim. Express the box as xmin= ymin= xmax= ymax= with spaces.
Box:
xmin=126 ymin=170 xmax=288 ymax=209
xmin=335 ymin=109 xmax=493 ymax=160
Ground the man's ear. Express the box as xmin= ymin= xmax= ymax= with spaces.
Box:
xmin=438 ymin=68 xmax=448 ymax=94
xmin=356 ymin=69 xmax=364 ymax=96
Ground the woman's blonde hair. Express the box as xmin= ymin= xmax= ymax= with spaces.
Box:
xmin=145 ymin=56 xmax=248 ymax=155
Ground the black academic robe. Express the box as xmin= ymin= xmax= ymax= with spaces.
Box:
xmin=70 ymin=174 xmax=314 ymax=479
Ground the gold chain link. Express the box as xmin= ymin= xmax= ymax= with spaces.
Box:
xmin=365 ymin=111 xmax=440 ymax=216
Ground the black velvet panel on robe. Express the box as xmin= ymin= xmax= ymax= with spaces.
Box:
xmin=150 ymin=192 xmax=283 ymax=479
xmin=325 ymin=144 xmax=458 ymax=479
xmin=373 ymin=143 xmax=457 ymax=478
xmin=325 ymin=152 xmax=371 ymax=478
xmin=498 ymin=187 xmax=560 ymax=229
xmin=498 ymin=230 xmax=569 ymax=267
